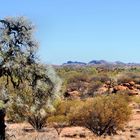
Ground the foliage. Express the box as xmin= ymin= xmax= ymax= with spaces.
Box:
xmin=132 ymin=96 xmax=140 ymax=104
xmin=87 ymin=81 xmax=103 ymax=96
xmin=132 ymin=96 xmax=140 ymax=109
xmin=68 ymin=94 xmax=132 ymax=136
xmin=57 ymin=66 xmax=140 ymax=99
xmin=6 ymin=65 xmax=62 ymax=130
xmin=47 ymin=100 xmax=83 ymax=125
xmin=117 ymin=72 xmax=140 ymax=84
xmin=0 ymin=17 xmax=62 ymax=131
xmin=0 ymin=17 xmax=38 ymax=88
xmin=48 ymin=115 xmax=69 ymax=124
xmin=0 ymin=100 xmax=5 ymax=110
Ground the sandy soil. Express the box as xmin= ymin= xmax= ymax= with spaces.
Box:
xmin=6 ymin=105 xmax=140 ymax=140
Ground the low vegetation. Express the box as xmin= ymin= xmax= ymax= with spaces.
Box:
xmin=48 ymin=94 xmax=131 ymax=136
xmin=68 ymin=94 xmax=132 ymax=136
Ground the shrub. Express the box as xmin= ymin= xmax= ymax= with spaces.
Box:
xmin=87 ymin=81 xmax=103 ymax=96
xmin=47 ymin=100 xmax=84 ymax=125
xmin=117 ymin=72 xmax=140 ymax=84
xmin=132 ymin=96 xmax=140 ymax=109
xmin=48 ymin=115 xmax=69 ymax=124
xmin=68 ymin=94 xmax=132 ymax=136
xmin=55 ymin=100 xmax=83 ymax=116
xmin=90 ymin=74 xmax=111 ymax=83
xmin=132 ymin=96 xmax=140 ymax=104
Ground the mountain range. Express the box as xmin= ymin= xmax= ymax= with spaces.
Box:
xmin=62 ymin=60 xmax=140 ymax=66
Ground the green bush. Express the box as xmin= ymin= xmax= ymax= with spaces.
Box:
xmin=55 ymin=100 xmax=83 ymax=116
xmin=68 ymin=94 xmax=132 ymax=136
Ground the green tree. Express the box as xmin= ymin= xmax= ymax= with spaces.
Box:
xmin=0 ymin=17 xmax=38 ymax=87
xmin=0 ymin=17 xmax=62 ymax=138
xmin=0 ymin=16 xmax=38 ymax=139
xmin=7 ymin=64 xmax=62 ymax=130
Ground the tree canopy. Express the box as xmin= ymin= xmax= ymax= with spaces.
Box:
xmin=0 ymin=17 xmax=38 ymax=88
xmin=0 ymin=17 xmax=62 ymax=132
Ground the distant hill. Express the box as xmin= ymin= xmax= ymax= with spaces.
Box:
xmin=89 ymin=60 xmax=109 ymax=65
xmin=62 ymin=60 xmax=140 ymax=67
xmin=63 ymin=61 xmax=87 ymax=66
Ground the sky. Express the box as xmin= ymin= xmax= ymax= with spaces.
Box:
xmin=0 ymin=0 xmax=140 ymax=64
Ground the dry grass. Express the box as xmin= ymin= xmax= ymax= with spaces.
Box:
xmin=6 ymin=101 xmax=140 ymax=140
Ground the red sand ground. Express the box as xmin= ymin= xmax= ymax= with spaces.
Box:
xmin=6 ymin=105 xmax=140 ymax=140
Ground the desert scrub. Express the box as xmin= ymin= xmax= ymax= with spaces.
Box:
xmin=132 ymin=96 xmax=140 ymax=104
xmin=117 ymin=72 xmax=140 ymax=84
xmin=68 ymin=94 xmax=132 ymax=136
xmin=48 ymin=115 xmax=69 ymax=124
xmin=48 ymin=100 xmax=84 ymax=125
xmin=132 ymin=96 xmax=140 ymax=109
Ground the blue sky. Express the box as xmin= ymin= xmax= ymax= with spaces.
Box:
xmin=0 ymin=0 xmax=140 ymax=64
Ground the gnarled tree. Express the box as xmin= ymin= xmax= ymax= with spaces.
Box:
xmin=0 ymin=16 xmax=38 ymax=139
xmin=0 ymin=17 xmax=61 ymax=139
xmin=0 ymin=17 xmax=38 ymax=86
xmin=8 ymin=64 xmax=62 ymax=131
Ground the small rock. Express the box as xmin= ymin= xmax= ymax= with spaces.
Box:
xmin=130 ymin=134 xmax=136 ymax=138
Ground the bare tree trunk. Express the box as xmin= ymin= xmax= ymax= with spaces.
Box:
xmin=0 ymin=109 xmax=6 ymax=140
